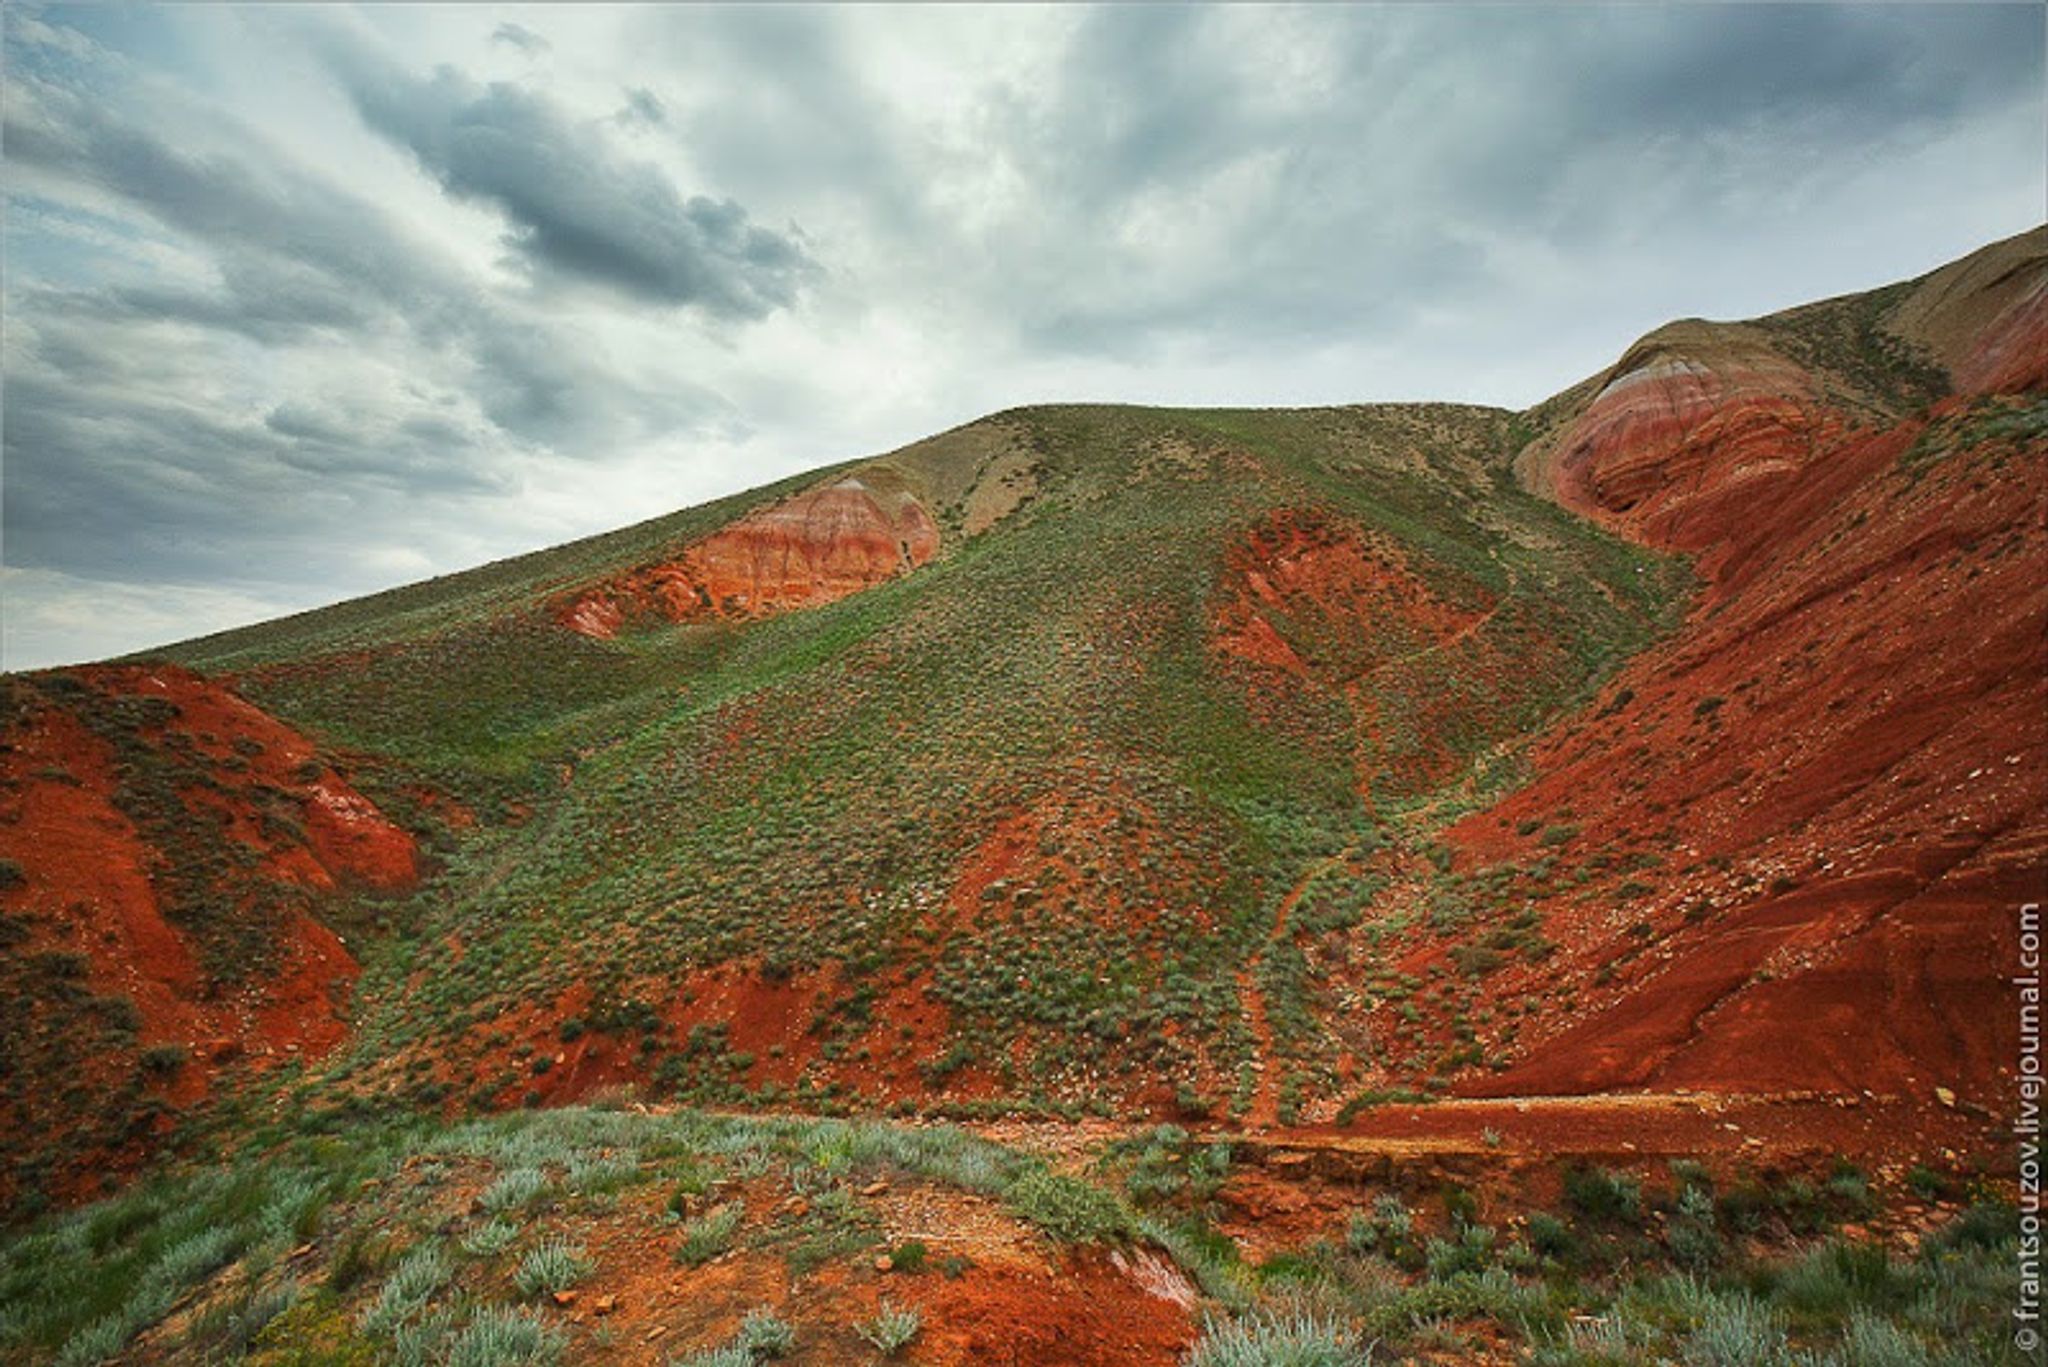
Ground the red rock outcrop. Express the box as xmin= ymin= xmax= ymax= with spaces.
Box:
xmin=1537 ymin=323 xmax=1830 ymax=558
xmin=1957 ymin=271 xmax=2048 ymax=394
xmin=562 ymin=474 xmax=940 ymax=638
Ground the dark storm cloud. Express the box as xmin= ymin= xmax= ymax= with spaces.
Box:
xmin=639 ymin=6 xmax=933 ymax=240
xmin=1394 ymin=5 xmax=2046 ymax=228
xmin=4 ymin=59 xmax=728 ymax=437
xmin=18 ymin=262 xmax=377 ymax=346
xmin=1 ymin=49 xmax=732 ymax=595
xmin=4 ymin=70 xmax=448 ymax=329
xmin=979 ymin=3 xmax=2047 ymax=356
xmin=1568 ymin=5 xmax=2041 ymax=131
xmin=327 ymin=43 xmax=814 ymax=315
xmin=2 ymin=306 xmax=515 ymax=591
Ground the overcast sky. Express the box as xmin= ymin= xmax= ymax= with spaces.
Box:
xmin=3 ymin=3 xmax=2042 ymax=669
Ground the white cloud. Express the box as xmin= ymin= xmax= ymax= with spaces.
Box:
xmin=3 ymin=2 xmax=2042 ymax=670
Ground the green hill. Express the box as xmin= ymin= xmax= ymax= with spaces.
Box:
xmin=161 ymin=402 xmax=1680 ymax=1125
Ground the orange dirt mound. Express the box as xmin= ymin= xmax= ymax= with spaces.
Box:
xmin=561 ymin=476 xmax=939 ymax=637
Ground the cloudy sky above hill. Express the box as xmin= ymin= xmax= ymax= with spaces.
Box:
xmin=3 ymin=3 xmax=2042 ymax=668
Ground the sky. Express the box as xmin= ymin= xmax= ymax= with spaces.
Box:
xmin=3 ymin=3 xmax=2042 ymax=670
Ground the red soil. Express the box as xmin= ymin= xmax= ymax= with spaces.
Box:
xmin=0 ymin=664 xmax=418 ymax=1206
xmin=1540 ymin=324 xmax=1828 ymax=555
xmin=438 ymin=955 xmax=1002 ymax=1117
xmin=1213 ymin=508 xmax=1497 ymax=798
xmin=1214 ymin=509 xmax=1487 ymax=684
xmin=561 ymin=476 xmax=939 ymax=637
xmin=521 ymin=1174 xmax=1197 ymax=1367
xmin=904 ymin=1251 xmax=1198 ymax=1366
xmin=1446 ymin=256 xmax=2048 ymax=1114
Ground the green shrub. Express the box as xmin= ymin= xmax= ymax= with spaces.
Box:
xmin=1832 ymin=1310 xmax=1931 ymax=1367
xmin=1425 ymin=1224 xmax=1495 ymax=1280
xmin=1004 ymin=1169 xmax=1134 ymax=1244
xmin=1526 ymin=1212 xmax=1573 ymax=1260
xmin=675 ymin=1203 xmax=743 ymax=1266
xmin=668 ymin=1346 xmax=752 ymax=1367
xmin=444 ymin=1307 xmax=563 ymax=1366
xmin=1183 ymin=1312 xmax=1369 ymax=1366
xmin=480 ymin=1168 xmax=547 ymax=1213
xmin=1667 ymin=1186 xmax=1722 ymax=1270
xmin=362 ymin=1243 xmax=450 ymax=1336
xmin=513 ymin=1240 xmax=592 ymax=1300
xmin=462 ymin=1220 xmax=521 ymax=1257
xmin=1563 ymin=1166 xmax=1642 ymax=1225
xmin=857 ymin=1299 xmax=922 ymax=1356
xmin=54 ymin=1317 xmax=128 ymax=1367
xmin=1903 ymin=1166 xmax=1948 ymax=1203
xmin=738 ymin=1307 xmax=796 ymax=1357
xmin=138 ymin=1044 xmax=190 ymax=1075
xmin=1681 ymin=1295 xmax=1784 ymax=1367
xmin=1924 ymin=1200 xmax=2014 ymax=1254
xmin=1778 ymin=1239 xmax=1899 ymax=1318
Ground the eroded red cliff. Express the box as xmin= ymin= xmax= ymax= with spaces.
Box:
xmin=1448 ymin=230 xmax=2048 ymax=1108
xmin=561 ymin=474 xmax=940 ymax=638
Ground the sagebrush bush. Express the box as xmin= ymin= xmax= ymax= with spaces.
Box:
xmin=1681 ymin=1294 xmax=1785 ymax=1367
xmin=513 ymin=1239 xmax=592 ymax=1300
xmin=675 ymin=1203 xmax=744 ymax=1266
xmin=1004 ymin=1169 xmax=1134 ymax=1244
xmin=738 ymin=1306 xmax=796 ymax=1357
xmin=668 ymin=1346 xmax=752 ymax=1367
xmin=1183 ymin=1312 xmax=1371 ymax=1367
xmin=858 ymin=1299 xmax=922 ymax=1356
xmin=1563 ymin=1166 xmax=1642 ymax=1224
xmin=362 ymin=1243 xmax=450 ymax=1336
xmin=462 ymin=1219 xmax=521 ymax=1256
xmin=480 ymin=1168 xmax=548 ymax=1214
xmin=445 ymin=1306 xmax=564 ymax=1367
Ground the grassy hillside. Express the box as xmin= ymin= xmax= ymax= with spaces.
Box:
xmin=144 ymin=401 xmax=1679 ymax=1132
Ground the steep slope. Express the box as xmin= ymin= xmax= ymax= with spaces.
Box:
xmin=1386 ymin=228 xmax=2048 ymax=1110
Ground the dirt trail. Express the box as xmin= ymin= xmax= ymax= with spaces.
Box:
xmin=1238 ymin=848 xmax=1353 ymax=1129
xmin=1213 ymin=1090 xmax=2004 ymax=1180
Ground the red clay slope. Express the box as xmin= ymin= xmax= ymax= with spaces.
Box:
xmin=1454 ymin=229 xmax=2048 ymax=1109
xmin=0 ymin=664 xmax=417 ymax=1208
xmin=560 ymin=472 xmax=940 ymax=638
